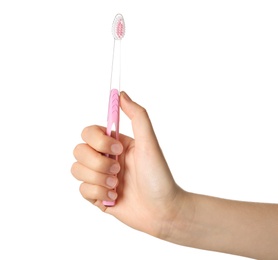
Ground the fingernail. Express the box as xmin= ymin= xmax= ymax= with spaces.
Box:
xmin=108 ymin=191 xmax=117 ymax=200
xmin=110 ymin=164 xmax=120 ymax=174
xmin=121 ymin=91 xmax=132 ymax=101
xmin=106 ymin=177 xmax=117 ymax=188
xmin=111 ymin=144 xmax=122 ymax=154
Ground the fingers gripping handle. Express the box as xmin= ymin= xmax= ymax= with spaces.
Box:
xmin=103 ymin=89 xmax=119 ymax=207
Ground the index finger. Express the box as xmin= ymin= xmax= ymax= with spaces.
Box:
xmin=81 ymin=125 xmax=123 ymax=156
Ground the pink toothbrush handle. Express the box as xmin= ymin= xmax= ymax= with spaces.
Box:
xmin=106 ymin=89 xmax=120 ymax=140
xmin=103 ymin=88 xmax=119 ymax=206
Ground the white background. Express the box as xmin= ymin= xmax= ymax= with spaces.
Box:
xmin=0 ymin=1 xmax=277 ymax=259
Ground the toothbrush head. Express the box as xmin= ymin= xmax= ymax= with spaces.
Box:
xmin=112 ymin=13 xmax=125 ymax=40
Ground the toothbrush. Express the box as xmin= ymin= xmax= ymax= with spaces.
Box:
xmin=103 ymin=13 xmax=125 ymax=207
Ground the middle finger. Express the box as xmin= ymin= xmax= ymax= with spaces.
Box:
xmin=73 ymin=143 xmax=120 ymax=174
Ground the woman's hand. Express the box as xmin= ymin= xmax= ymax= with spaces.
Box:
xmin=71 ymin=91 xmax=191 ymax=239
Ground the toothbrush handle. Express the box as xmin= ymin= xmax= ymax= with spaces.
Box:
xmin=103 ymin=88 xmax=120 ymax=207
xmin=106 ymin=89 xmax=120 ymax=140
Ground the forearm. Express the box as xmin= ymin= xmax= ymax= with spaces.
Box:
xmin=166 ymin=192 xmax=278 ymax=259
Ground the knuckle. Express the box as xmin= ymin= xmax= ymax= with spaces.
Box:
xmin=79 ymin=182 xmax=104 ymax=201
xmin=70 ymin=162 xmax=79 ymax=177
xmin=81 ymin=125 xmax=98 ymax=142
xmin=81 ymin=126 xmax=90 ymax=141
xmin=79 ymin=182 xmax=88 ymax=199
xmin=137 ymin=107 xmax=148 ymax=117
xmin=73 ymin=143 xmax=85 ymax=159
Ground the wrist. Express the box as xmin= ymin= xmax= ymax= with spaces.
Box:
xmin=158 ymin=189 xmax=197 ymax=246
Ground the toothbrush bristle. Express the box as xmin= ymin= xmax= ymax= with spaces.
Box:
xmin=117 ymin=20 xmax=124 ymax=38
xmin=112 ymin=14 xmax=125 ymax=40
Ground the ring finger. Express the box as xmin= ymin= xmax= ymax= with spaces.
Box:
xmin=71 ymin=162 xmax=118 ymax=189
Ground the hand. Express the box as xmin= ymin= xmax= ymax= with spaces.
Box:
xmin=71 ymin=91 xmax=278 ymax=259
xmin=71 ymin=91 xmax=191 ymax=239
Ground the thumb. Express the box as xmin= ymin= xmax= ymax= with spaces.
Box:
xmin=120 ymin=91 xmax=159 ymax=149
xmin=120 ymin=91 xmax=175 ymax=194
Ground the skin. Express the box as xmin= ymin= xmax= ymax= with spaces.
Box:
xmin=71 ymin=91 xmax=278 ymax=260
